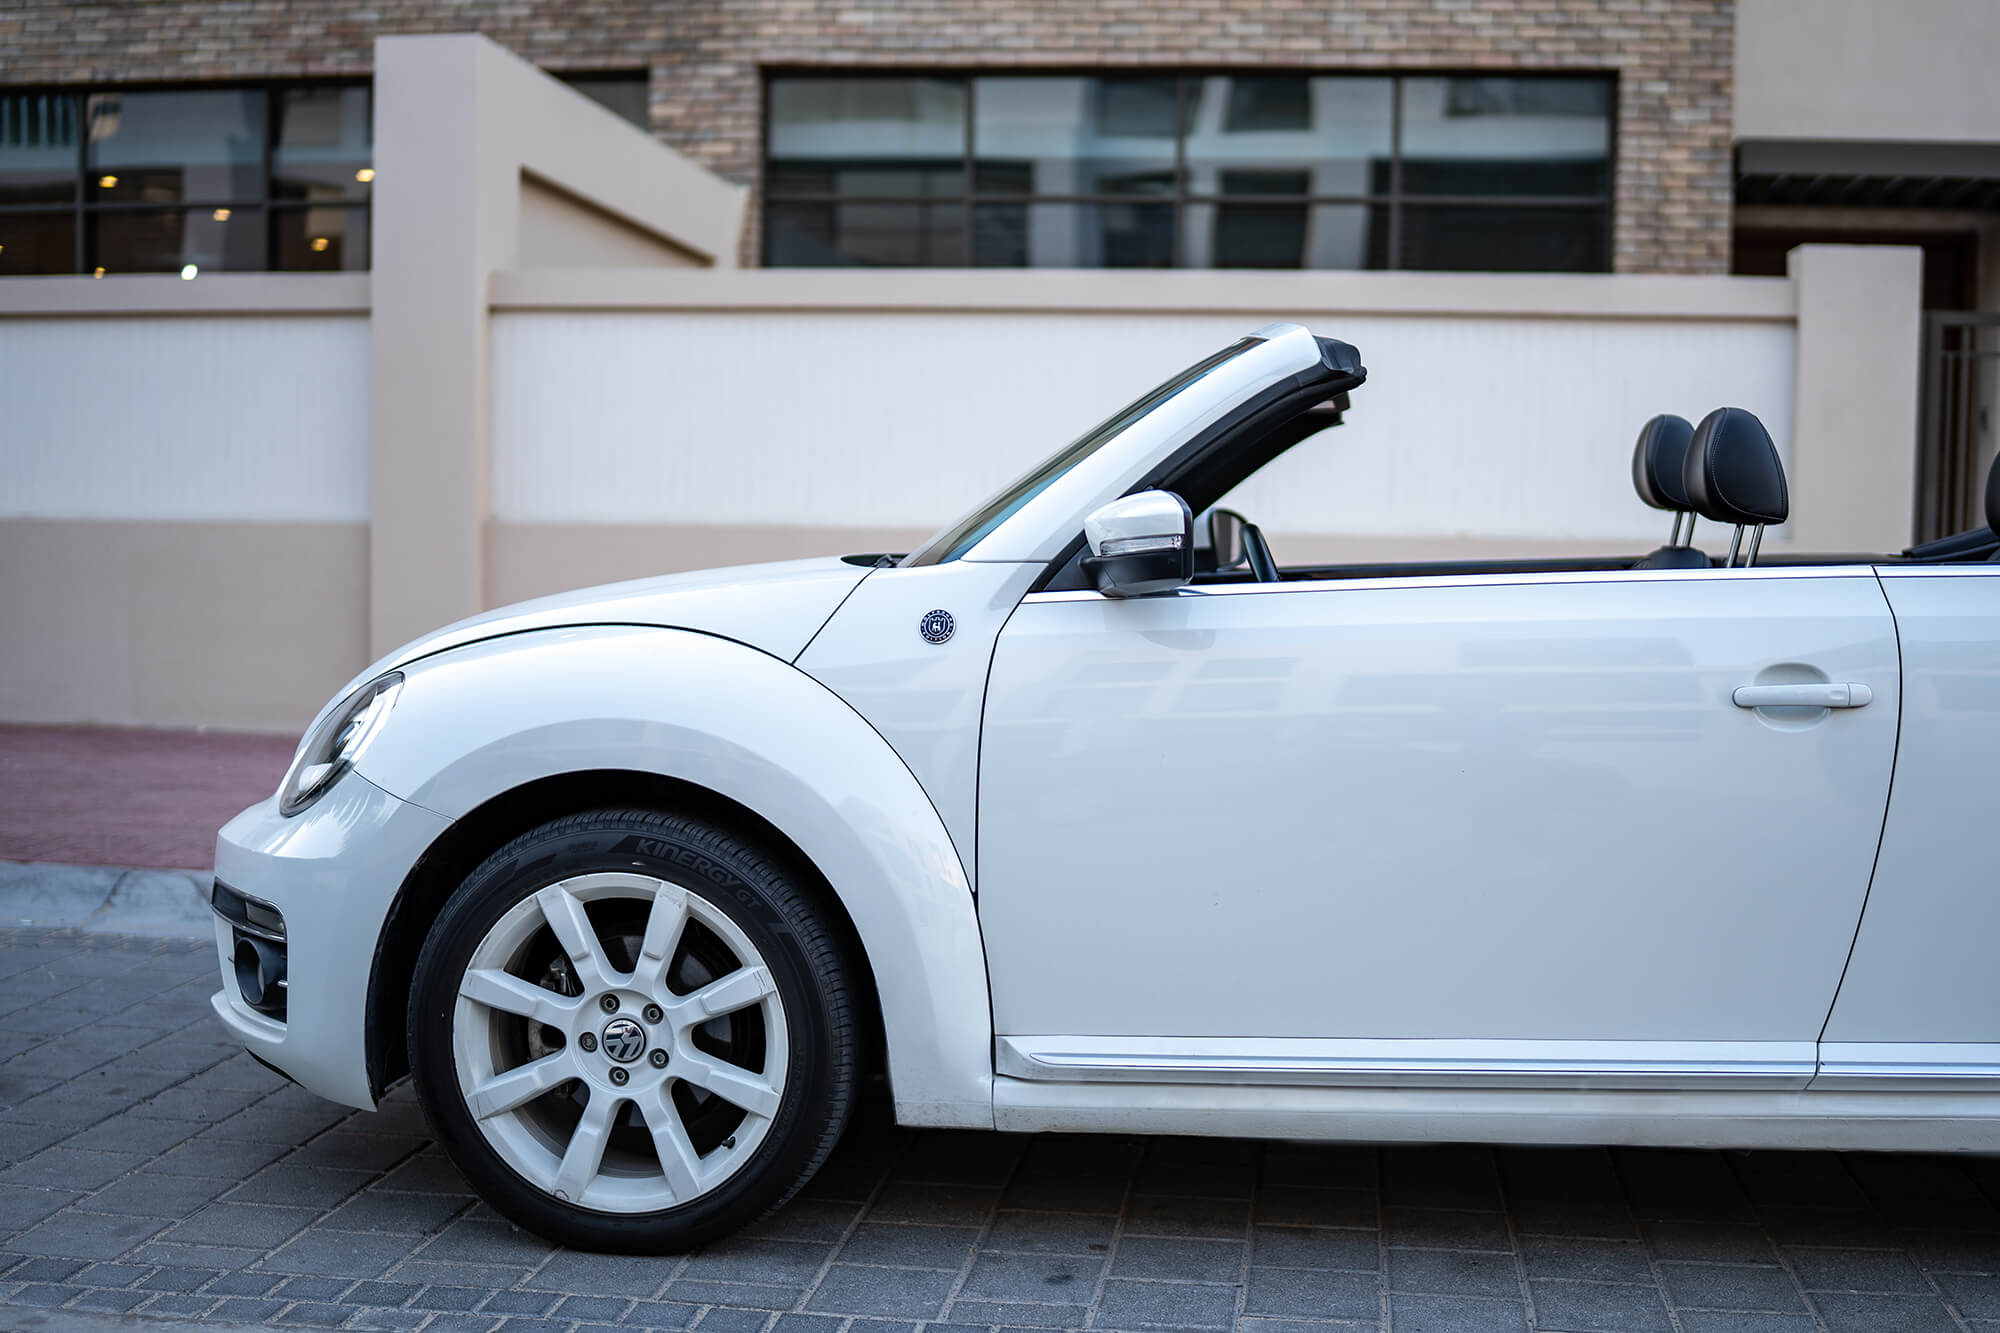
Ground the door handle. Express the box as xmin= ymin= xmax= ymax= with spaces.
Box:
xmin=1732 ymin=682 xmax=1873 ymax=709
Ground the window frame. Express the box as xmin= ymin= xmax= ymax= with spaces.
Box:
xmin=759 ymin=67 xmax=1619 ymax=271
xmin=0 ymin=76 xmax=373 ymax=275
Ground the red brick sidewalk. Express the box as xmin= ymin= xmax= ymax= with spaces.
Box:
xmin=0 ymin=725 xmax=296 ymax=870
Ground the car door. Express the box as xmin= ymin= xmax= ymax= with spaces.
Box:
xmin=1816 ymin=565 xmax=2000 ymax=1088
xmin=977 ymin=566 xmax=1900 ymax=1091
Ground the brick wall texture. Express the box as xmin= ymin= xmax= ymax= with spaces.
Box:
xmin=0 ymin=0 xmax=1736 ymax=274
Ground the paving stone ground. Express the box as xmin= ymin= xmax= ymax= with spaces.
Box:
xmin=5 ymin=929 xmax=2000 ymax=1333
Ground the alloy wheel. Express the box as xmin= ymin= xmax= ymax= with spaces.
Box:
xmin=449 ymin=871 xmax=790 ymax=1213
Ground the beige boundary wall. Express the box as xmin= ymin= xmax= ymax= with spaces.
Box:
xmin=0 ymin=36 xmax=1926 ymax=734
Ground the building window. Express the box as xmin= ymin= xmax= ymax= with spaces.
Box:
xmin=763 ymin=72 xmax=1614 ymax=271
xmin=561 ymin=72 xmax=651 ymax=130
xmin=0 ymin=82 xmax=371 ymax=276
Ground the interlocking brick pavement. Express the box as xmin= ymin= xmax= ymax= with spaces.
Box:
xmin=6 ymin=930 xmax=2000 ymax=1331
xmin=0 ymin=726 xmax=294 ymax=871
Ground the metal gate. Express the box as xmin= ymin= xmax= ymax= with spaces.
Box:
xmin=1916 ymin=312 xmax=2000 ymax=542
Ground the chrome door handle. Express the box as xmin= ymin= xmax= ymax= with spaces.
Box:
xmin=1732 ymin=682 xmax=1873 ymax=709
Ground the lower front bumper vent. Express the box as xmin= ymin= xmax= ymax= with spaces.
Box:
xmin=212 ymin=880 xmax=288 ymax=1022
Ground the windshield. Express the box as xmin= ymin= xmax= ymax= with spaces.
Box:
xmin=902 ymin=337 xmax=1265 ymax=566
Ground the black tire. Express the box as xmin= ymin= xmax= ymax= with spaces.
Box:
xmin=407 ymin=808 xmax=859 ymax=1252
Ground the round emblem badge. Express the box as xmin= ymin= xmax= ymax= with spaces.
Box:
xmin=919 ymin=609 xmax=956 ymax=645
xmin=599 ymin=1017 xmax=647 ymax=1063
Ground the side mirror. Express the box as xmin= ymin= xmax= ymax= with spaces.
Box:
xmin=1207 ymin=507 xmax=1249 ymax=572
xmin=1081 ymin=491 xmax=1193 ymax=598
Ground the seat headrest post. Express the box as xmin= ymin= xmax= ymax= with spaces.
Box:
xmin=1745 ymin=524 xmax=1765 ymax=568
xmin=1727 ymin=526 xmax=1744 ymax=567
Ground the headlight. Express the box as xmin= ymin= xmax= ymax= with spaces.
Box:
xmin=278 ymin=672 xmax=403 ymax=816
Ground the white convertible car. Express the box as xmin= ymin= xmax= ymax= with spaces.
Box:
xmin=211 ymin=323 xmax=2000 ymax=1251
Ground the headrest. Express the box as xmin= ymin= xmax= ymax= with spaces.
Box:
xmin=1630 ymin=414 xmax=1695 ymax=512
xmin=1987 ymin=447 xmax=1999 ymax=534
xmin=1684 ymin=407 xmax=1788 ymax=527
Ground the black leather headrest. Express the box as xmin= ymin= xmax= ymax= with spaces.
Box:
xmin=1987 ymin=447 xmax=1999 ymax=534
xmin=1631 ymin=415 xmax=1695 ymax=513
xmin=1684 ymin=407 xmax=1788 ymax=527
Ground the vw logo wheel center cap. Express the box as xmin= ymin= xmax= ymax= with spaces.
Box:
xmin=599 ymin=1016 xmax=647 ymax=1064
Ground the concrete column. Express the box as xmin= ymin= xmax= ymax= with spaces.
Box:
xmin=1785 ymin=244 xmax=1924 ymax=554
xmin=369 ymin=37 xmax=492 ymax=658
xmin=367 ymin=35 xmax=746 ymax=656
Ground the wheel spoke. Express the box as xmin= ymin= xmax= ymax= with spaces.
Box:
xmin=536 ymin=882 xmax=608 ymax=990
xmin=670 ymin=966 xmax=778 ymax=1024
xmin=552 ymin=1086 xmax=620 ymax=1202
xmin=676 ymin=1051 xmax=782 ymax=1119
xmin=465 ymin=1051 xmax=577 ymax=1120
xmin=635 ymin=1086 xmax=705 ymax=1201
xmin=634 ymin=883 xmax=689 ymax=989
xmin=459 ymin=967 xmax=573 ymax=1025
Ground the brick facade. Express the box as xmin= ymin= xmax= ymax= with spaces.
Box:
xmin=1 ymin=0 xmax=1734 ymax=273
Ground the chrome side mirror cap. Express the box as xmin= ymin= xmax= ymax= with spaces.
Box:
xmin=1082 ymin=490 xmax=1194 ymax=598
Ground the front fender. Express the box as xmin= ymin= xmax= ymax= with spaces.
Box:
xmin=353 ymin=625 xmax=994 ymax=1128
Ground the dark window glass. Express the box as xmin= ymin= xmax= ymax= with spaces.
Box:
xmin=768 ymin=78 xmax=966 ymax=199
xmin=1223 ymin=77 xmax=1313 ymax=133
xmin=768 ymin=71 xmax=1619 ymax=272
xmin=1395 ymin=203 xmax=1606 ymax=272
xmin=562 ymin=73 xmax=649 ymax=129
xmin=1186 ymin=76 xmax=1391 ymax=199
xmin=87 ymin=207 xmax=264 ymax=273
xmin=273 ymin=204 xmax=369 ymax=270
xmin=766 ymin=199 xmax=963 ymax=266
xmin=1183 ymin=201 xmax=1385 ymax=270
xmin=1093 ymin=77 xmax=1182 ymax=138
xmin=767 ymin=160 xmax=963 ymax=199
xmin=972 ymin=201 xmax=1174 ymax=268
xmin=974 ymin=77 xmax=1179 ymax=197
xmin=0 ymin=210 xmax=76 ymax=273
xmin=3 ymin=81 xmax=372 ymax=275
xmin=273 ymin=86 xmax=372 ymax=201
xmin=1399 ymin=76 xmax=1610 ymax=198
xmin=0 ymin=92 xmax=79 ymax=204
xmin=87 ymin=90 xmax=264 ymax=203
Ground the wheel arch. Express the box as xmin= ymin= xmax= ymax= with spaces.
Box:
xmin=365 ymin=767 xmax=885 ymax=1103
xmin=352 ymin=626 xmax=995 ymax=1129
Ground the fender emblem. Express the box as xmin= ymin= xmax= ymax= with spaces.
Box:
xmin=919 ymin=609 xmax=956 ymax=645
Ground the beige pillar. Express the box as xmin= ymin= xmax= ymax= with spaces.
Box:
xmin=367 ymin=35 xmax=745 ymax=655
xmin=1785 ymin=245 xmax=1925 ymax=554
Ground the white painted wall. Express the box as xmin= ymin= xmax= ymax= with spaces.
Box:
xmin=0 ymin=314 xmax=370 ymax=521
xmin=491 ymin=310 xmax=1794 ymax=544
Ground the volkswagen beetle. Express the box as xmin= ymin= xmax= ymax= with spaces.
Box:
xmin=211 ymin=322 xmax=2000 ymax=1251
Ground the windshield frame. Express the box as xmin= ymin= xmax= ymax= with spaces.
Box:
xmin=900 ymin=337 xmax=1266 ymax=567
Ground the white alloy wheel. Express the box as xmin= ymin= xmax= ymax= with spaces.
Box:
xmin=449 ymin=871 xmax=791 ymax=1214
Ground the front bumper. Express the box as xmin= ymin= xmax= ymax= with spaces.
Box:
xmin=210 ymin=773 xmax=452 ymax=1110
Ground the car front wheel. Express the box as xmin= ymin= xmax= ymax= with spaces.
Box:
xmin=407 ymin=808 xmax=859 ymax=1251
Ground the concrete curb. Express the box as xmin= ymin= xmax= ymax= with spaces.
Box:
xmin=0 ymin=860 xmax=211 ymax=938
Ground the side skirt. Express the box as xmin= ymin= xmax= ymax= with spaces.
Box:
xmin=997 ymin=1035 xmax=1818 ymax=1091
xmin=992 ymin=1077 xmax=2000 ymax=1152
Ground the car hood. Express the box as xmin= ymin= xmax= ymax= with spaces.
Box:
xmin=333 ymin=556 xmax=874 ymax=712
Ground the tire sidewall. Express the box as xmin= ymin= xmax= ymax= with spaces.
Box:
xmin=408 ymin=814 xmax=847 ymax=1252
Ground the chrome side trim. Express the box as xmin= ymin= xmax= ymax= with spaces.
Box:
xmin=1874 ymin=564 xmax=2000 ymax=579
xmin=997 ymin=1037 xmax=1816 ymax=1091
xmin=1812 ymin=1043 xmax=2000 ymax=1091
